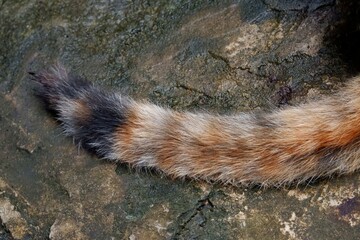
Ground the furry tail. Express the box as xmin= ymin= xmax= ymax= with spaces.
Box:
xmin=31 ymin=65 xmax=360 ymax=186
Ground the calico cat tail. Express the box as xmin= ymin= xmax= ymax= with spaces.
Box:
xmin=31 ymin=64 xmax=360 ymax=186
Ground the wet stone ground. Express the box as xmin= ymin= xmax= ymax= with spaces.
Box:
xmin=1 ymin=0 xmax=360 ymax=239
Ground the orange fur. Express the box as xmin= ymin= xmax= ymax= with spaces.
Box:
xmin=32 ymin=65 xmax=360 ymax=186
xmin=109 ymin=78 xmax=360 ymax=186
xmin=72 ymin=99 xmax=92 ymax=124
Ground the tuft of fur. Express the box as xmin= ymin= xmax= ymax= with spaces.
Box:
xmin=31 ymin=65 xmax=131 ymax=157
xmin=31 ymin=64 xmax=360 ymax=186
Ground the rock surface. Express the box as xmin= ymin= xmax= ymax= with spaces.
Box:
xmin=1 ymin=0 xmax=360 ymax=239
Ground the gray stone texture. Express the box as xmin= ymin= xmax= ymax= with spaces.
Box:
xmin=1 ymin=0 xmax=360 ymax=239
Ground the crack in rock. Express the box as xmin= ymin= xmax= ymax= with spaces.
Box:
xmin=171 ymin=197 xmax=214 ymax=239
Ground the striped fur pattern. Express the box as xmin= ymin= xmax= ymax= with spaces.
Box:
xmin=31 ymin=65 xmax=360 ymax=186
